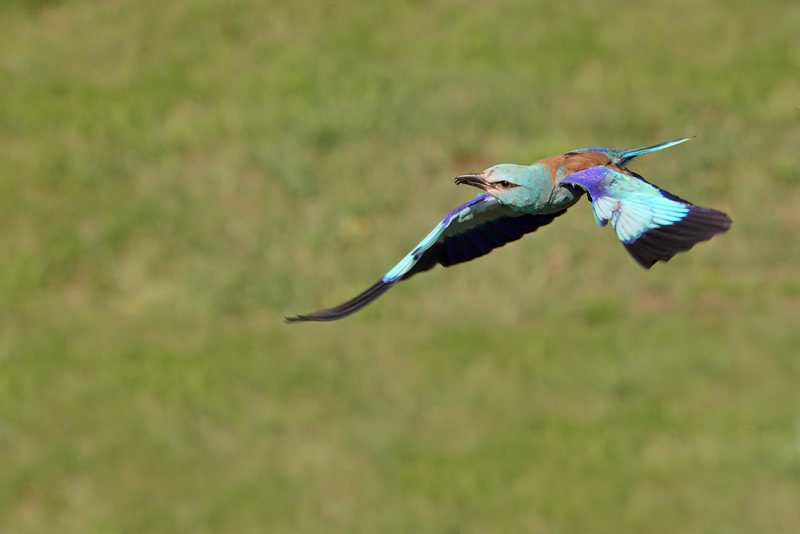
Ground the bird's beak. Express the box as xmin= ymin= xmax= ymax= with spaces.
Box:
xmin=454 ymin=172 xmax=490 ymax=190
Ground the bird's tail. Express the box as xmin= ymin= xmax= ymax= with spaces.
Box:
xmin=575 ymin=137 xmax=693 ymax=166
xmin=611 ymin=137 xmax=694 ymax=166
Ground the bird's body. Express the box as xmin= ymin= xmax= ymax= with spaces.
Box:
xmin=286 ymin=138 xmax=731 ymax=322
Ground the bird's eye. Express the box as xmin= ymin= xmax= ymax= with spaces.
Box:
xmin=496 ymin=180 xmax=513 ymax=188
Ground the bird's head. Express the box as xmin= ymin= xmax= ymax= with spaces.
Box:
xmin=454 ymin=164 xmax=547 ymax=209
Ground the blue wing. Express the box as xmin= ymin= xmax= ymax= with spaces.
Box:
xmin=561 ymin=165 xmax=731 ymax=268
xmin=285 ymin=194 xmax=566 ymax=322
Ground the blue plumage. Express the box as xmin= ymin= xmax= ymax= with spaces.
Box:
xmin=286 ymin=138 xmax=730 ymax=322
xmin=435 ymin=211 xmax=564 ymax=268
xmin=561 ymin=164 xmax=731 ymax=267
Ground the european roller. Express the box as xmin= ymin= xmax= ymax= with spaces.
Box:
xmin=286 ymin=137 xmax=731 ymax=322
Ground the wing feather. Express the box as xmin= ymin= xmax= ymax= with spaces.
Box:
xmin=561 ymin=166 xmax=731 ymax=268
xmin=285 ymin=194 xmax=565 ymax=322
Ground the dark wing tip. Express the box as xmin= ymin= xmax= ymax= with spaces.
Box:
xmin=284 ymin=314 xmax=312 ymax=324
xmin=284 ymin=279 xmax=396 ymax=323
xmin=625 ymin=207 xmax=731 ymax=269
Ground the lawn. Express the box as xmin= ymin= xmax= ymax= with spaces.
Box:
xmin=1 ymin=0 xmax=799 ymax=532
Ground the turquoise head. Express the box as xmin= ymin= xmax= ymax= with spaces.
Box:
xmin=455 ymin=163 xmax=581 ymax=212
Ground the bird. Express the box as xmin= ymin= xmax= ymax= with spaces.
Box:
xmin=285 ymin=137 xmax=731 ymax=323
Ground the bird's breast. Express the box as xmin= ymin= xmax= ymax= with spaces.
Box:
xmin=546 ymin=183 xmax=584 ymax=211
xmin=508 ymin=163 xmax=583 ymax=213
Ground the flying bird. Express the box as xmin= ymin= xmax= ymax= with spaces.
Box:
xmin=286 ymin=137 xmax=731 ymax=322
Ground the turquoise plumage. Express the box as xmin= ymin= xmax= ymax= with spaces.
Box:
xmin=286 ymin=138 xmax=731 ymax=322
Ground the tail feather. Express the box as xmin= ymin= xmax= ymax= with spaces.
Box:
xmin=615 ymin=137 xmax=694 ymax=166
xmin=580 ymin=137 xmax=694 ymax=166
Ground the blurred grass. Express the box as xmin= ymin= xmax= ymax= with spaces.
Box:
xmin=1 ymin=0 xmax=799 ymax=532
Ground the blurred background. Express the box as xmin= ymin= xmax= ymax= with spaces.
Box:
xmin=1 ymin=0 xmax=798 ymax=532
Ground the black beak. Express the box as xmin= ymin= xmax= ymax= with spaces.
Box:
xmin=454 ymin=172 xmax=490 ymax=190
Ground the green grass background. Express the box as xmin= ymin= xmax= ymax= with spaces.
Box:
xmin=2 ymin=0 xmax=799 ymax=532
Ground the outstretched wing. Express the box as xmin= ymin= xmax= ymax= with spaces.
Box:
xmin=285 ymin=194 xmax=566 ymax=322
xmin=561 ymin=165 xmax=731 ymax=268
